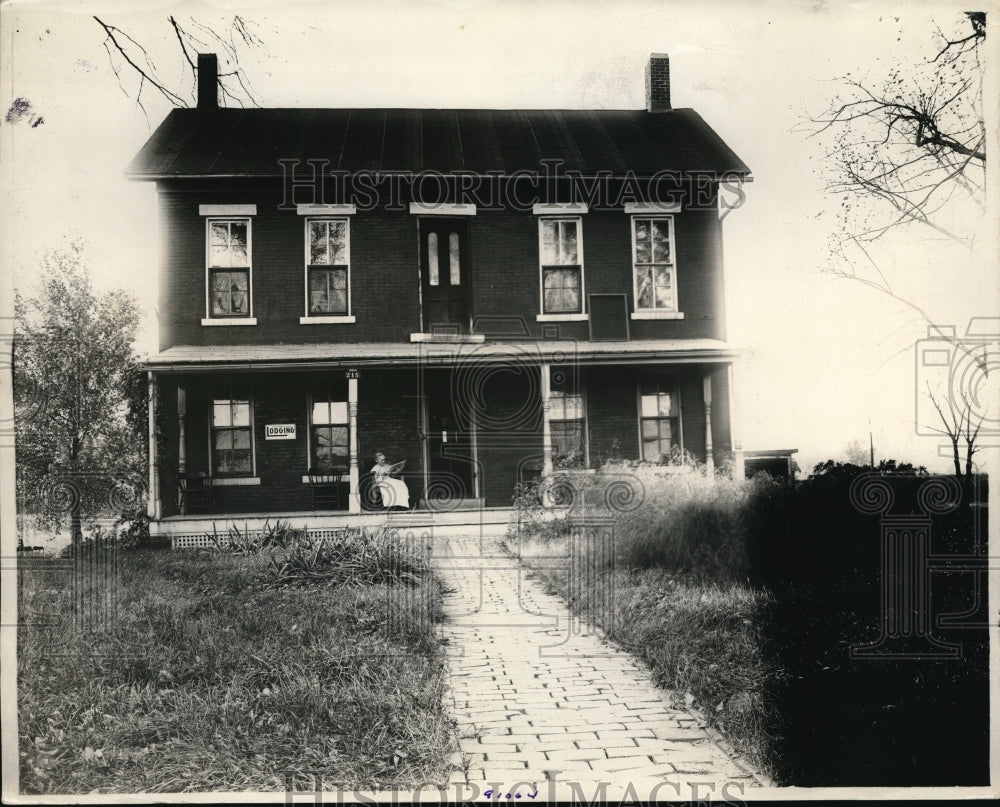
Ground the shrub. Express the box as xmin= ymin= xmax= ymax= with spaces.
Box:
xmin=267 ymin=525 xmax=430 ymax=588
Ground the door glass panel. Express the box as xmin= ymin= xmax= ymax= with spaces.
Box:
xmin=427 ymin=232 xmax=439 ymax=286
xmin=449 ymin=232 xmax=461 ymax=285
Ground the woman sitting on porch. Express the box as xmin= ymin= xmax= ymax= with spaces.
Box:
xmin=371 ymin=452 xmax=410 ymax=510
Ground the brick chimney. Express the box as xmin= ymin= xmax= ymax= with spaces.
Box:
xmin=197 ymin=53 xmax=218 ymax=110
xmin=645 ymin=53 xmax=670 ymax=112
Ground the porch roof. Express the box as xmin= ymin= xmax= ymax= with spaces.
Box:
xmin=145 ymin=339 xmax=738 ymax=372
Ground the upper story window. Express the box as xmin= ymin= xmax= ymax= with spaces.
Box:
xmin=211 ymin=397 xmax=254 ymax=476
xmin=639 ymin=376 xmax=679 ymax=462
xmin=307 ymin=219 xmax=350 ymax=317
xmin=309 ymin=379 xmax=349 ymax=474
xmin=207 ymin=219 xmax=252 ymax=319
xmin=632 ymin=216 xmax=677 ymax=312
xmin=539 ymin=218 xmax=584 ymax=316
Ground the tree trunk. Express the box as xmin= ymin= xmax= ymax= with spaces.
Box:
xmin=70 ymin=432 xmax=82 ymax=545
xmin=951 ymin=439 xmax=962 ymax=479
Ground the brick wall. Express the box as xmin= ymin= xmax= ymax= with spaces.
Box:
xmin=157 ymin=183 xmax=728 ymax=349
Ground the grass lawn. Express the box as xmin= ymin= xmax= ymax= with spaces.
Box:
xmin=511 ymin=536 xmax=780 ymax=780
xmin=18 ymin=544 xmax=455 ymax=794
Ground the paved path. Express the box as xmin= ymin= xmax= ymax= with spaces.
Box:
xmin=431 ymin=532 xmax=765 ymax=801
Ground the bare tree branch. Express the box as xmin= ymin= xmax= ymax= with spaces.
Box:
xmin=94 ymin=16 xmax=187 ymax=108
xmin=94 ymin=14 xmax=264 ymax=113
xmin=805 ymin=14 xmax=985 ymax=254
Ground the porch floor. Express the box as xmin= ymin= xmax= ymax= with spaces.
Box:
xmin=151 ymin=506 xmax=516 ymax=547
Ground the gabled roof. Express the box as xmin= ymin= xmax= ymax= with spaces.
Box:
xmin=126 ymin=108 xmax=750 ymax=179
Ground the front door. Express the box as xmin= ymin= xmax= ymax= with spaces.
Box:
xmin=423 ymin=370 xmax=476 ymax=500
xmin=420 ymin=219 xmax=470 ymax=334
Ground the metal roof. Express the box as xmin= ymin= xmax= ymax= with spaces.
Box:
xmin=145 ymin=339 xmax=738 ymax=372
xmin=126 ymin=108 xmax=750 ymax=179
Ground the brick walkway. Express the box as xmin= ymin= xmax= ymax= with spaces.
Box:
xmin=432 ymin=533 xmax=766 ymax=801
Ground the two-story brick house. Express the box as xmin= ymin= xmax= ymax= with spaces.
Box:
xmin=130 ymin=54 xmax=750 ymax=543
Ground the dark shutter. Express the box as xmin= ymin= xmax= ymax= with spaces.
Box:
xmin=588 ymin=294 xmax=630 ymax=341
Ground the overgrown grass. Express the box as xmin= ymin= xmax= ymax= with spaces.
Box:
xmin=18 ymin=528 xmax=454 ymax=794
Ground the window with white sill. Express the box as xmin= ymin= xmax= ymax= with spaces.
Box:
xmin=207 ymin=219 xmax=252 ymax=319
xmin=632 ymin=216 xmax=678 ymax=313
xmin=539 ymin=217 xmax=584 ymax=316
xmin=306 ymin=218 xmax=351 ymax=318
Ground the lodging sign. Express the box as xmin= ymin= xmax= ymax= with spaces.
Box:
xmin=265 ymin=424 xmax=296 ymax=440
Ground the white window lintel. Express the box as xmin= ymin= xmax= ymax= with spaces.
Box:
xmin=200 ymin=204 xmax=257 ymax=216
xmin=297 ymin=204 xmax=357 ymax=216
xmin=533 ymin=202 xmax=588 ymax=215
xmin=625 ymin=201 xmax=681 ymax=214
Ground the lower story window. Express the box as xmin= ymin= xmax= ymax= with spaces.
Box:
xmin=310 ymin=380 xmax=349 ymax=473
xmin=640 ymin=377 xmax=679 ymax=462
xmin=212 ymin=397 xmax=253 ymax=475
xmin=550 ymin=370 xmax=585 ymax=468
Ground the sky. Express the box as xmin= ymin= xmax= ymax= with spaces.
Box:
xmin=1 ymin=0 xmax=998 ymax=475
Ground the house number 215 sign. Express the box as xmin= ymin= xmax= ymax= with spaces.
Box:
xmin=265 ymin=424 xmax=296 ymax=440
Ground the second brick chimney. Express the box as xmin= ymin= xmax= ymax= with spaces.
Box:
xmin=197 ymin=53 xmax=218 ymax=110
xmin=645 ymin=54 xmax=671 ymax=112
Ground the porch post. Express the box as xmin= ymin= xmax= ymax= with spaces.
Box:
xmin=541 ymin=362 xmax=553 ymax=476
xmin=728 ymin=362 xmax=745 ymax=480
xmin=347 ymin=369 xmax=361 ymax=513
xmin=147 ymin=371 xmax=161 ymax=520
xmin=703 ymin=374 xmax=715 ymax=474
xmin=176 ymin=385 xmax=187 ymax=511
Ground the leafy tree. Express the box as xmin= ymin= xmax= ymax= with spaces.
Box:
xmin=14 ymin=240 xmax=144 ymax=544
xmin=810 ymin=458 xmax=929 ymax=482
xmin=844 ymin=438 xmax=870 ymax=466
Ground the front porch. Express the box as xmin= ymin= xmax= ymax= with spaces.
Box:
xmin=144 ymin=339 xmax=744 ymax=541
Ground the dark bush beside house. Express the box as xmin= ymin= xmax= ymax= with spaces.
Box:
xmin=746 ymin=462 xmax=989 ymax=786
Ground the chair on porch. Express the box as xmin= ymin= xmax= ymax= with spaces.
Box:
xmin=179 ymin=472 xmax=214 ymax=515
xmin=308 ymin=467 xmax=347 ymax=510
